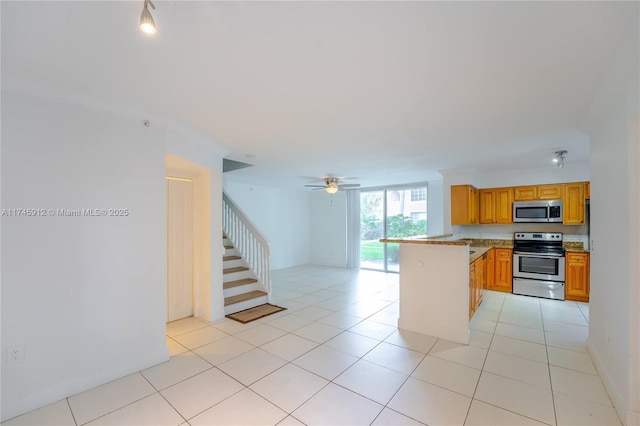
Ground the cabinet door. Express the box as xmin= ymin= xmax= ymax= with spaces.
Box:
xmin=469 ymin=262 xmax=476 ymax=318
xmin=451 ymin=185 xmax=479 ymax=225
xmin=492 ymin=249 xmax=513 ymax=292
xmin=566 ymin=252 xmax=589 ymax=302
xmin=475 ymin=258 xmax=484 ymax=309
xmin=494 ymin=187 xmax=514 ymax=223
xmin=470 ymin=187 xmax=479 ymax=224
xmin=514 ymin=186 xmax=537 ymax=201
xmin=484 ymin=248 xmax=495 ymax=289
xmin=586 ymin=182 xmax=590 ymax=199
xmin=563 ymin=183 xmax=586 ymax=225
xmin=479 ymin=189 xmax=495 ymax=224
xmin=537 ymin=184 xmax=562 ymax=200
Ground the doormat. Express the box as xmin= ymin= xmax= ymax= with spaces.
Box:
xmin=226 ymin=304 xmax=287 ymax=324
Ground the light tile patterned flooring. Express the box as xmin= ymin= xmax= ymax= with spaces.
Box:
xmin=3 ymin=265 xmax=621 ymax=425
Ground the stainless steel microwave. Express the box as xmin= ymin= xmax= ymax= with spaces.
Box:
xmin=513 ymin=200 xmax=563 ymax=223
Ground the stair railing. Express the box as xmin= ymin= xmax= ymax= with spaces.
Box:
xmin=222 ymin=193 xmax=271 ymax=294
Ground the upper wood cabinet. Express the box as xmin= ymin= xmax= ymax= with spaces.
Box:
xmin=451 ymin=185 xmax=479 ymax=225
xmin=480 ymin=188 xmax=514 ymax=224
xmin=563 ymin=182 xmax=586 ymax=225
xmin=453 ymin=181 xmax=589 ymax=226
xmin=566 ymin=252 xmax=589 ymax=302
xmin=514 ymin=184 xmax=562 ymax=201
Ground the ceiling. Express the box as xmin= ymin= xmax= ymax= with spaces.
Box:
xmin=2 ymin=1 xmax=637 ymax=189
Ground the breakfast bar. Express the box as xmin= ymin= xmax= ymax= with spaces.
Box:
xmin=380 ymin=236 xmax=481 ymax=344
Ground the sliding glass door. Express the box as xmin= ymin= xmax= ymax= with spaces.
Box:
xmin=359 ymin=191 xmax=385 ymax=270
xmin=359 ymin=186 xmax=427 ymax=272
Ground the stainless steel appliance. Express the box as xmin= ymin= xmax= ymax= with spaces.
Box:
xmin=513 ymin=232 xmax=566 ymax=300
xmin=513 ymin=200 xmax=563 ymax=223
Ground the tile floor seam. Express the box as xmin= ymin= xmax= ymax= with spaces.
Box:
xmin=464 ymin=313 xmax=497 ymax=425
xmin=73 ymin=392 xmax=158 ymax=426
xmin=154 ymin=388 xmax=189 ymax=425
xmin=64 ymin=398 xmax=78 ymax=426
xmin=540 ymin=296 xmax=559 ymax=426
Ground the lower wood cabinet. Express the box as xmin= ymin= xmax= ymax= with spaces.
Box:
xmin=566 ymin=252 xmax=590 ymax=302
xmin=490 ymin=248 xmax=513 ymax=292
xmin=484 ymin=248 xmax=495 ymax=289
xmin=469 ymin=256 xmax=484 ymax=318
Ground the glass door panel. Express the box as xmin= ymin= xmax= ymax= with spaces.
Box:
xmin=359 ymin=191 xmax=384 ymax=270
xmin=359 ymin=187 xmax=427 ymax=272
xmin=385 ymin=189 xmax=427 ymax=272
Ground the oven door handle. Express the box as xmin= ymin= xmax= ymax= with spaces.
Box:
xmin=513 ymin=251 xmax=565 ymax=258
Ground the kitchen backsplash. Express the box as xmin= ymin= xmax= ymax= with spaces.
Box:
xmin=453 ymin=232 xmax=589 ymax=249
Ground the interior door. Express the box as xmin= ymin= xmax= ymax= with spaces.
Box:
xmin=166 ymin=177 xmax=194 ymax=322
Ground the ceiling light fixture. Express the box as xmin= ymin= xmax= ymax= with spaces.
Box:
xmin=553 ymin=150 xmax=567 ymax=168
xmin=325 ymin=181 xmax=339 ymax=194
xmin=140 ymin=0 xmax=157 ymax=35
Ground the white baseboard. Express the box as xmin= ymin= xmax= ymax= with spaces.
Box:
xmin=1 ymin=345 xmax=169 ymax=422
xmin=586 ymin=340 xmax=628 ymax=424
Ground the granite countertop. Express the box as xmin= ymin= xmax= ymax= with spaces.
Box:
xmin=379 ymin=234 xmax=469 ymax=246
xmin=378 ymin=236 xmax=588 ymax=257
xmin=469 ymin=246 xmax=491 ymax=263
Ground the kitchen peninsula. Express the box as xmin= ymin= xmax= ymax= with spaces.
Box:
xmin=380 ymin=235 xmax=485 ymax=344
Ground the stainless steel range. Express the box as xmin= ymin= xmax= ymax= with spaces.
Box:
xmin=513 ymin=232 xmax=566 ymax=300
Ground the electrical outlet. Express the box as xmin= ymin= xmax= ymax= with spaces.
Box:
xmin=8 ymin=345 xmax=24 ymax=364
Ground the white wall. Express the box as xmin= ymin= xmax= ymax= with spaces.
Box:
xmin=310 ymin=191 xmax=348 ymax=267
xmin=427 ymin=180 xmax=444 ymax=236
xmin=583 ymin=14 xmax=639 ymax=425
xmin=223 ymin=181 xmax=311 ymax=270
xmin=1 ymin=91 xmax=168 ymax=420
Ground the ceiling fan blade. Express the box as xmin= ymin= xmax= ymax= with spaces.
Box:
xmin=338 ymin=184 xmax=360 ymax=188
xmin=304 ymin=185 xmax=327 ymax=188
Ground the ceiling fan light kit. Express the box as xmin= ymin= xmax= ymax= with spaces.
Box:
xmin=304 ymin=177 xmax=360 ymax=194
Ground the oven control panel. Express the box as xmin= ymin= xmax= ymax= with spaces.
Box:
xmin=514 ymin=232 xmax=563 ymax=241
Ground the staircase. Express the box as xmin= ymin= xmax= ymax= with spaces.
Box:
xmin=223 ymin=236 xmax=268 ymax=314
xmin=222 ymin=193 xmax=271 ymax=315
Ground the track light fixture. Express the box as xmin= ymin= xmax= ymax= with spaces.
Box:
xmin=140 ymin=0 xmax=157 ymax=35
xmin=553 ymin=150 xmax=567 ymax=168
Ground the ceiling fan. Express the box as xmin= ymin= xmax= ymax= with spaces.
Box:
xmin=304 ymin=177 xmax=360 ymax=194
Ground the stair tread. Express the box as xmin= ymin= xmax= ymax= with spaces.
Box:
xmin=223 ymin=266 xmax=249 ymax=274
xmin=224 ymin=290 xmax=267 ymax=306
xmin=223 ymin=255 xmax=242 ymax=261
xmin=224 ymin=278 xmax=258 ymax=289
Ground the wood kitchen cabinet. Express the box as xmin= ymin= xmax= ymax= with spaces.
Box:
xmin=480 ymin=188 xmax=514 ymax=224
xmin=566 ymin=252 xmax=589 ymax=302
xmin=585 ymin=182 xmax=590 ymax=199
xmin=484 ymin=248 xmax=495 ymax=289
xmin=563 ymin=182 xmax=586 ymax=225
xmin=451 ymin=185 xmax=479 ymax=225
xmin=491 ymin=248 xmax=513 ymax=292
xmin=514 ymin=184 xmax=562 ymax=201
xmin=469 ymin=256 xmax=484 ymax=318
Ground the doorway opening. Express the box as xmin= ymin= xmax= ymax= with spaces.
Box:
xmin=166 ymin=176 xmax=194 ymax=322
